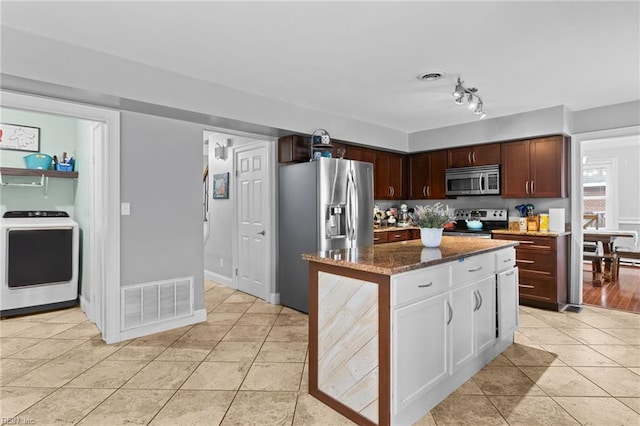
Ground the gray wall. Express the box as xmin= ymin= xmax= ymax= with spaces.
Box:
xmin=204 ymin=133 xmax=234 ymax=278
xmin=408 ymin=106 xmax=569 ymax=151
xmin=120 ymin=112 xmax=204 ymax=310
xmin=1 ymin=26 xmax=407 ymax=152
xmin=572 ymin=101 xmax=640 ymax=134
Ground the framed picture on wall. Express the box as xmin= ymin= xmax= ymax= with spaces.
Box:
xmin=212 ymin=172 xmax=229 ymax=199
xmin=0 ymin=123 xmax=40 ymax=152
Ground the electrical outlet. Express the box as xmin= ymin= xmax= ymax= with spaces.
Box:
xmin=121 ymin=202 xmax=131 ymax=216
xmin=219 ymin=258 xmax=224 ymax=267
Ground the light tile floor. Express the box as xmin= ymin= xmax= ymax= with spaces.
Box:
xmin=1 ymin=279 xmax=639 ymax=425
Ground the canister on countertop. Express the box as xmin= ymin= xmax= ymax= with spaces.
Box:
xmin=518 ymin=217 xmax=527 ymax=231
xmin=549 ymin=208 xmax=565 ymax=232
xmin=539 ymin=213 xmax=549 ymax=231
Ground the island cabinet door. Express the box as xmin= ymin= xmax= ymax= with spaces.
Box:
xmin=392 ymin=292 xmax=448 ymax=416
xmin=474 ymin=276 xmax=497 ymax=355
xmin=450 ymin=283 xmax=475 ymax=373
xmin=451 ymin=277 xmax=498 ymax=373
xmin=497 ymin=267 xmax=519 ymax=339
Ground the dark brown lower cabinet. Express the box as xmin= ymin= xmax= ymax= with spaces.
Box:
xmin=492 ymin=233 xmax=568 ymax=311
xmin=374 ymin=229 xmax=421 ymax=244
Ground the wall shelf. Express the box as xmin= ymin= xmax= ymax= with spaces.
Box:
xmin=0 ymin=167 xmax=78 ymax=179
xmin=0 ymin=167 xmax=78 ymax=199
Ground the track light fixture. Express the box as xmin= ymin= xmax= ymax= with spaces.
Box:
xmin=452 ymin=77 xmax=486 ymax=119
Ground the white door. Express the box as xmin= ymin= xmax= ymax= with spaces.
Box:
xmin=235 ymin=143 xmax=270 ymax=300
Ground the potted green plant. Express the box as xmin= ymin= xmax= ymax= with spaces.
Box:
xmin=411 ymin=203 xmax=455 ymax=247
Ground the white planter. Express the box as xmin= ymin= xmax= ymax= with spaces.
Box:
xmin=420 ymin=227 xmax=444 ymax=248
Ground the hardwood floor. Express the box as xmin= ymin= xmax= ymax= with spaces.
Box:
xmin=583 ymin=261 xmax=640 ymax=313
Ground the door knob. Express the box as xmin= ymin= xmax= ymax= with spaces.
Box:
xmin=257 ymin=230 xmax=265 ymax=235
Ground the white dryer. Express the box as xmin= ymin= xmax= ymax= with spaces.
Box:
xmin=1 ymin=211 xmax=79 ymax=317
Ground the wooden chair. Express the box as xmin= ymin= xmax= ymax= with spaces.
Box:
xmin=613 ymin=247 xmax=640 ymax=279
xmin=583 ymin=241 xmax=604 ymax=286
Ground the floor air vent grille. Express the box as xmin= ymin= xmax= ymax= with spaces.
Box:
xmin=121 ymin=277 xmax=193 ymax=330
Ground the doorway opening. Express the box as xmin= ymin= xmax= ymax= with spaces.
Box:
xmin=202 ymin=130 xmax=277 ymax=303
xmin=0 ymin=90 xmax=121 ymax=342
xmin=572 ymin=128 xmax=640 ymax=313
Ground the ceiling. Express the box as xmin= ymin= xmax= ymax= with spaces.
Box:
xmin=1 ymin=1 xmax=639 ymax=133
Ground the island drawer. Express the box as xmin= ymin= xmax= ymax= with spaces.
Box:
xmin=451 ymin=252 xmax=494 ymax=286
xmin=392 ymin=263 xmax=451 ymax=307
xmin=495 ymin=248 xmax=516 ymax=272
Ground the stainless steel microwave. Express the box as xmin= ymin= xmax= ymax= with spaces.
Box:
xmin=445 ymin=165 xmax=500 ymax=196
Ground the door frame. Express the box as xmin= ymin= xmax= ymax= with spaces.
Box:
xmin=569 ymin=125 xmax=640 ymax=305
xmin=1 ymin=90 xmax=121 ymax=343
xmin=232 ymin=139 xmax=278 ymax=303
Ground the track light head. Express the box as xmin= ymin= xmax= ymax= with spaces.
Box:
xmin=467 ymin=94 xmax=477 ymax=110
xmin=452 ymin=77 xmax=486 ymax=119
xmin=452 ymin=78 xmax=464 ymax=98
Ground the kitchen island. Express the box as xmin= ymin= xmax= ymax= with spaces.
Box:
xmin=303 ymin=237 xmax=519 ymax=426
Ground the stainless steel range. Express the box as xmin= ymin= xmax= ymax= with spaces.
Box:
xmin=444 ymin=208 xmax=508 ymax=239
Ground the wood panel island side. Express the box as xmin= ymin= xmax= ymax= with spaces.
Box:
xmin=302 ymin=236 xmax=519 ymax=426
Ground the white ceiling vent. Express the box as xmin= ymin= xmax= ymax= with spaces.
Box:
xmin=417 ymin=71 xmax=447 ymax=81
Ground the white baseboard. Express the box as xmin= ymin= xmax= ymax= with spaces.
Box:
xmin=115 ymin=309 xmax=207 ymax=343
xmin=268 ymin=292 xmax=280 ymax=305
xmin=79 ymin=295 xmax=94 ymax=324
xmin=204 ymin=269 xmax=234 ymax=288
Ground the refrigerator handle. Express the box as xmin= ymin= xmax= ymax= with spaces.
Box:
xmin=350 ymin=168 xmax=358 ymax=241
xmin=346 ymin=169 xmax=357 ymax=241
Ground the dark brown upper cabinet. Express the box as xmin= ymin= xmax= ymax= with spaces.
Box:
xmin=501 ymin=135 xmax=568 ymax=198
xmin=374 ymin=151 xmax=404 ymax=200
xmin=447 ymin=143 xmax=501 ymax=168
xmin=408 ymin=150 xmax=447 ymax=199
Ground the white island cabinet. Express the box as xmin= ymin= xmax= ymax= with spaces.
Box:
xmin=304 ymin=237 xmax=518 ymax=426
xmin=391 ymin=249 xmax=517 ymax=425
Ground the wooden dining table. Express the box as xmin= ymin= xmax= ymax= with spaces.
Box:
xmin=583 ymin=229 xmax=638 ymax=283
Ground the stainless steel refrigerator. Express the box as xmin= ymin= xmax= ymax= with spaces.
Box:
xmin=278 ymin=157 xmax=374 ymax=313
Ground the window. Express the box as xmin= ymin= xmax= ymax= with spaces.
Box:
xmin=583 ymin=159 xmax=617 ymax=229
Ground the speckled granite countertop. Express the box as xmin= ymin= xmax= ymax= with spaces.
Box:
xmin=302 ymin=237 xmax=518 ymax=275
xmin=492 ymin=229 xmax=571 ymax=237
xmin=374 ymin=226 xmax=419 ymax=233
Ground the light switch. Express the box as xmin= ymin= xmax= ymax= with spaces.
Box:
xmin=121 ymin=202 xmax=131 ymax=216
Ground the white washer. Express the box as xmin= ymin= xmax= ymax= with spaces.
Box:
xmin=1 ymin=211 xmax=79 ymax=317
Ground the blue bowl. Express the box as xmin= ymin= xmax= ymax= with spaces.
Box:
xmin=23 ymin=153 xmax=53 ymax=170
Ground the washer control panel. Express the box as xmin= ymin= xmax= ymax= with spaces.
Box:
xmin=3 ymin=211 xmax=70 ymax=218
